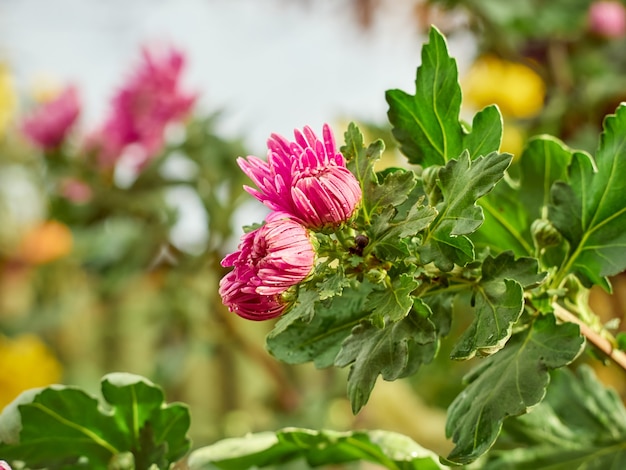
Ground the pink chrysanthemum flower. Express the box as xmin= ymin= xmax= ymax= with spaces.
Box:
xmin=21 ymin=85 xmax=80 ymax=149
xmin=238 ymin=124 xmax=362 ymax=229
xmin=91 ymin=46 xmax=196 ymax=168
xmin=219 ymin=219 xmax=315 ymax=320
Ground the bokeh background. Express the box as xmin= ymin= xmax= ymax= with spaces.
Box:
xmin=1 ymin=0 xmax=626 ymax=462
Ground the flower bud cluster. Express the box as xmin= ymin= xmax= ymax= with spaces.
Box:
xmin=219 ymin=124 xmax=362 ymax=320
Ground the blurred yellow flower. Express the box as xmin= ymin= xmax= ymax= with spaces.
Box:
xmin=0 ymin=334 xmax=62 ymax=409
xmin=462 ymin=55 xmax=546 ymax=118
xmin=30 ymin=74 xmax=63 ymax=104
xmin=0 ymin=63 xmax=17 ymax=136
xmin=501 ymin=121 xmax=526 ymax=159
xmin=17 ymin=220 xmax=73 ymax=264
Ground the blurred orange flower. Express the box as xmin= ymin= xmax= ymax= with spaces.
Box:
xmin=17 ymin=220 xmax=73 ymax=265
xmin=0 ymin=334 xmax=62 ymax=410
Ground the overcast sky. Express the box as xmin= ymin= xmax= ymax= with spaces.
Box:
xmin=0 ymin=0 xmax=475 ymax=152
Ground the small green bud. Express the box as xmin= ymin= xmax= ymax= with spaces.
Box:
xmin=366 ymin=268 xmax=387 ymax=284
xmin=531 ymin=218 xmax=561 ymax=248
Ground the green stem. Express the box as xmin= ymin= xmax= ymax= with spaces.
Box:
xmin=334 ymin=226 xmax=355 ymax=250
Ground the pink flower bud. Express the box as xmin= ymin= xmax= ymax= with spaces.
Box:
xmin=589 ymin=1 xmax=626 ymax=38
xmin=0 ymin=460 xmax=12 ymax=470
xmin=238 ymin=124 xmax=362 ymax=229
xmin=21 ymin=85 xmax=80 ymax=149
xmin=219 ymin=219 xmax=315 ymax=320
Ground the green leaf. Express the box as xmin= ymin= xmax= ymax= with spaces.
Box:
xmin=474 ymin=179 xmax=534 ymax=256
xmin=188 ymin=427 xmax=446 ymax=470
xmin=519 ymin=136 xmax=574 ymax=221
xmin=486 ymin=365 xmax=626 ymax=469
xmin=342 ymin=123 xmax=387 ymax=218
xmin=102 ymin=373 xmax=191 ymax=466
xmin=267 ymin=280 xmax=375 ymax=367
xmin=369 ymin=202 xmax=438 ymax=260
xmin=550 ymin=104 xmax=626 ymax=287
xmin=0 ymin=387 xmax=122 ymax=469
xmin=386 ymin=27 xmax=502 ymax=167
xmin=419 ymin=151 xmax=512 ymax=271
xmin=450 ymin=252 xmax=545 ymax=360
xmin=481 ymin=251 xmax=547 ymax=289
xmin=463 ymin=105 xmax=503 ymax=160
xmin=335 ymin=305 xmax=438 ymax=413
xmin=0 ymin=373 xmax=190 ymax=470
xmin=445 ymin=313 xmax=584 ymax=465
xmin=316 ymin=266 xmax=352 ymax=301
xmin=386 ymin=26 xmax=463 ymax=166
xmin=369 ymin=169 xmax=418 ymax=212
xmin=438 ymin=152 xmax=513 ymax=237
xmin=473 ymin=135 xmax=575 ymax=257
xmin=273 ymin=289 xmax=319 ymax=332
xmin=367 ymin=273 xmax=419 ymax=324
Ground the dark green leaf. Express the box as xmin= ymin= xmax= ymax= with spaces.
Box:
xmin=369 ymin=169 xmax=418 ymax=212
xmin=188 ymin=427 xmax=445 ymax=470
xmin=486 ymin=365 xmax=626 ymax=469
xmin=267 ymin=280 xmax=375 ymax=367
xmin=451 ymin=251 xmax=546 ymax=360
xmin=550 ymin=104 xmax=626 ymax=287
xmin=445 ymin=314 xmax=584 ymax=464
xmin=273 ymin=289 xmax=319 ymax=333
xmin=419 ymin=151 xmax=512 ymax=270
xmin=450 ymin=278 xmax=523 ymax=360
xmin=481 ymin=251 xmax=546 ymax=288
xmin=316 ymin=266 xmax=352 ymax=301
xmin=369 ymin=202 xmax=438 ymax=260
xmin=335 ymin=306 xmax=438 ymax=413
xmin=419 ymin=231 xmax=475 ymax=272
xmin=367 ymin=273 xmax=419 ymax=324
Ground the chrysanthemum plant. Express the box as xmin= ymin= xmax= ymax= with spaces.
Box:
xmin=3 ymin=26 xmax=626 ymax=470
xmin=212 ymin=25 xmax=626 ymax=467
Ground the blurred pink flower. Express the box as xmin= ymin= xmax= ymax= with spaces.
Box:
xmin=219 ymin=219 xmax=315 ymax=320
xmin=238 ymin=124 xmax=362 ymax=229
xmin=91 ymin=46 xmax=196 ymax=168
xmin=59 ymin=178 xmax=93 ymax=204
xmin=589 ymin=1 xmax=626 ymax=38
xmin=21 ymin=85 xmax=80 ymax=149
xmin=0 ymin=460 xmax=11 ymax=470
